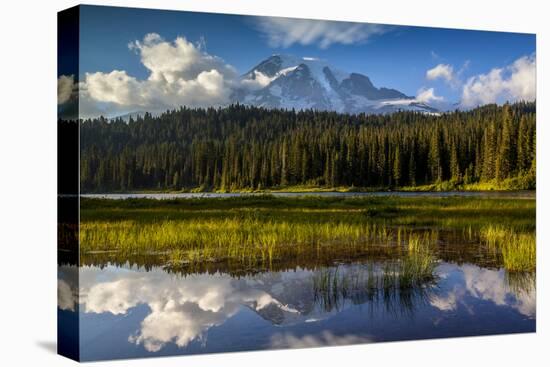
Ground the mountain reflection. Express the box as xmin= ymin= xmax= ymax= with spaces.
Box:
xmin=79 ymin=267 xmax=307 ymax=352
xmin=58 ymin=262 xmax=535 ymax=354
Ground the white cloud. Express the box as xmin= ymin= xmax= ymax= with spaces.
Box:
xmin=85 ymin=70 xmax=144 ymax=106
xmin=426 ymin=64 xmax=455 ymax=84
xmin=128 ymin=33 xmax=236 ymax=84
xmin=256 ymin=17 xmax=388 ymax=49
xmin=460 ymin=55 xmax=536 ymax=108
xmin=81 ymin=33 xmax=238 ymax=118
xmin=416 ymin=87 xmax=444 ymax=103
xmin=58 ymin=74 xmax=76 ymax=105
xmin=240 ymin=70 xmax=274 ymax=90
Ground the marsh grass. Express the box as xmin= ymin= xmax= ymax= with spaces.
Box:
xmin=480 ymin=225 xmax=536 ymax=272
xmin=80 ymin=218 xmax=436 ymax=268
xmin=79 ymin=195 xmax=535 ymax=272
xmin=80 ymin=195 xmax=535 ymax=231
xmin=312 ymin=233 xmax=437 ymax=313
xmin=401 ymin=176 xmax=535 ymax=191
xmin=401 ymin=232 xmax=438 ymax=286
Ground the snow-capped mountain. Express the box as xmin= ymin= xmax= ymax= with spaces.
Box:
xmin=234 ymin=54 xmax=439 ymax=114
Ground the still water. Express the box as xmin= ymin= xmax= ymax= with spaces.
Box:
xmin=58 ymin=258 xmax=535 ymax=361
xmin=81 ymin=191 xmax=535 ymax=200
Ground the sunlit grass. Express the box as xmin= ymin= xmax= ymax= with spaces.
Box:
xmin=79 ymin=195 xmax=535 ymax=273
xmin=480 ymin=225 xmax=536 ymax=272
xmin=401 ymin=232 xmax=438 ymax=286
xmin=80 ymin=218 xmax=433 ymax=267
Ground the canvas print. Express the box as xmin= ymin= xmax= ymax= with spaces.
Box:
xmin=58 ymin=5 xmax=536 ymax=362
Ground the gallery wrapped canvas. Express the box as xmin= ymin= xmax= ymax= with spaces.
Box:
xmin=58 ymin=4 xmax=536 ymax=362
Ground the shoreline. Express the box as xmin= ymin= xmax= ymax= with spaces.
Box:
xmin=81 ymin=187 xmax=537 ymax=195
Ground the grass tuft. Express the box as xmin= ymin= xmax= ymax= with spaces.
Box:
xmin=480 ymin=225 xmax=536 ymax=272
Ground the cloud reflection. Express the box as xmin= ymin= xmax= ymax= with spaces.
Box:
xmin=72 ymin=262 xmax=535 ymax=354
xmin=58 ymin=279 xmax=77 ymax=311
xmin=430 ymin=264 xmax=535 ymax=318
xmin=271 ymin=330 xmax=372 ymax=349
xmin=79 ymin=268 xmax=299 ymax=352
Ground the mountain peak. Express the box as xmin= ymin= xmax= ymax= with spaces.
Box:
xmin=238 ymin=54 xmax=435 ymax=114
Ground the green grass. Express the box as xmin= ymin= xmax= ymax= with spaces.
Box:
xmin=102 ymin=174 xmax=535 ymax=194
xmin=81 ymin=195 xmax=535 ymax=229
xmin=480 ymin=225 xmax=536 ymax=272
xmin=311 ymin=234 xmax=437 ymax=313
xmin=80 ymin=218 xmax=431 ymax=267
xmin=79 ymin=195 xmax=535 ymax=272
xmin=401 ymin=175 xmax=535 ymax=191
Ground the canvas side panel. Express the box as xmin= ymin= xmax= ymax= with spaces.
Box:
xmin=57 ymin=5 xmax=80 ymax=362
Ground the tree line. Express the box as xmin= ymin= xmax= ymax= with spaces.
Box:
xmin=76 ymin=102 xmax=536 ymax=192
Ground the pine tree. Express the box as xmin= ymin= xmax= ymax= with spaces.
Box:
xmin=482 ymin=121 xmax=497 ymax=181
xmin=393 ymin=146 xmax=401 ymax=187
xmin=450 ymin=141 xmax=460 ymax=182
xmin=172 ymin=171 xmax=179 ymax=188
xmin=408 ymin=148 xmax=416 ymax=187
xmin=280 ymin=140 xmax=289 ymax=186
xmin=428 ymin=130 xmax=442 ymax=182
xmin=517 ymin=115 xmax=530 ymax=174
xmin=331 ymin=151 xmax=339 ymax=187
xmin=77 ymin=102 xmax=535 ymax=192
xmin=496 ymin=104 xmax=515 ymax=179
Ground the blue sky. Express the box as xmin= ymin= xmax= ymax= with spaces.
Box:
xmin=58 ymin=5 xmax=535 ymax=117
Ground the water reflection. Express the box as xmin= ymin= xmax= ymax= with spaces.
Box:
xmin=58 ymin=265 xmax=79 ymax=312
xmin=80 ymin=268 xmax=301 ymax=352
xmin=59 ymin=260 xmax=535 ymax=360
xmin=430 ymin=263 xmax=535 ymax=318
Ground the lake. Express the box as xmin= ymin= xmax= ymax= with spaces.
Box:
xmin=59 ymin=257 xmax=535 ymax=361
xmin=81 ymin=190 xmax=535 ymax=200
xmin=59 ymin=193 xmax=536 ymax=360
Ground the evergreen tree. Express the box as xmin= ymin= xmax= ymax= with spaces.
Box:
xmin=393 ymin=146 xmax=401 ymax=187
xmin=76 ymin=102 xmax=536 ymax=192
xmin=496 ymin=104 xmax=515 ymax=179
